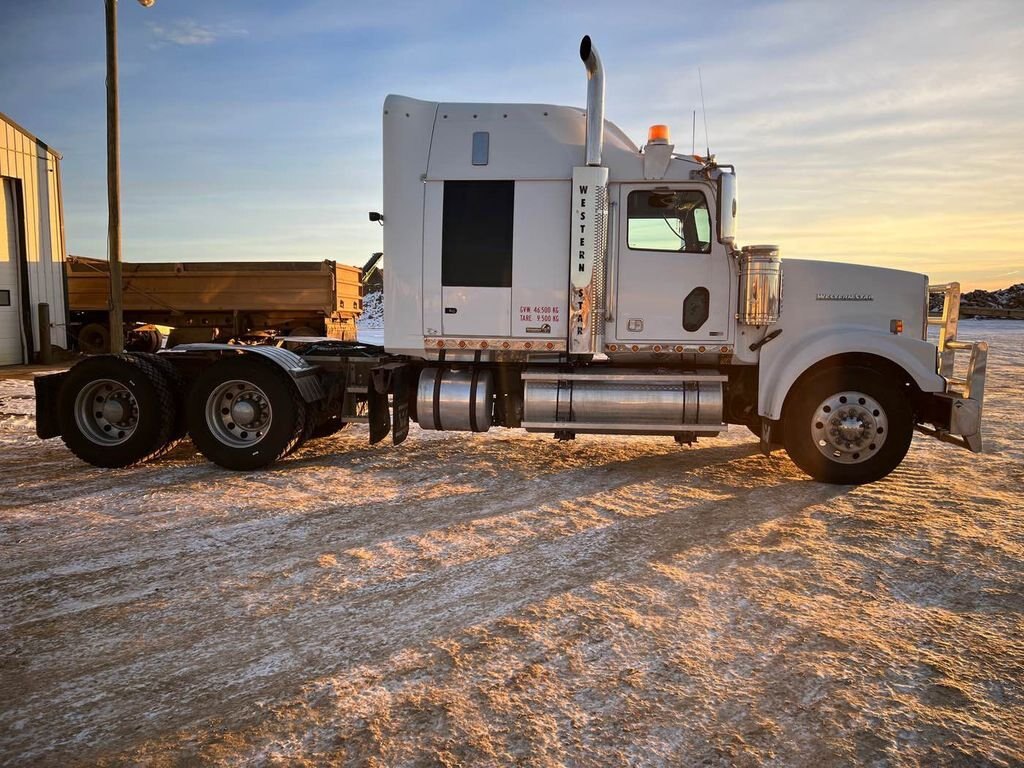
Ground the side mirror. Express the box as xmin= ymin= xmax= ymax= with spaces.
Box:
xmin=717 ymin=172 xmax=738 ymax=246
xmin=368 ymin=211 xmax=384 ymax=225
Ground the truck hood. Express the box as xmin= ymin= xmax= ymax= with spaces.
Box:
xmin=780 ymin=259 xmax=929 ymax=338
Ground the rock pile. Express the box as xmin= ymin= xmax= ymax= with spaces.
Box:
xmin=930 ymin=283 xmax=1024 ymax=315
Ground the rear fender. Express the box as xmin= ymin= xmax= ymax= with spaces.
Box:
xmin=161 ymin=343 xmax=325 ymax=403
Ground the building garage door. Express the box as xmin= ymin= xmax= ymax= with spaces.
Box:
xmin=0 ymin=179 xmax=25 ymax=365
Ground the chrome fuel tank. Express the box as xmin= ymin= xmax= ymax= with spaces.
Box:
xmin=416 ymin=367 xmax=494 ymax=432
xmin=522 ymin=369 xmax=724 ymax=436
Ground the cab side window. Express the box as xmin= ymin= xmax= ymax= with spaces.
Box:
xmin=626 ymin=190 xmax=711 ymax=253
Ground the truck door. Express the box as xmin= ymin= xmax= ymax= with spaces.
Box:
xmin=613 ymin=184 xmax=732 ymax=344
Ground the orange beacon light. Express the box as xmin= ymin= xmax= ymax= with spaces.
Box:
xmin=647 ymin=124 xmax=670 ymax=144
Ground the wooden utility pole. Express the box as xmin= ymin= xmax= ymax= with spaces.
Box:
xmin=105 ymin=0 xmax=124 ymax=353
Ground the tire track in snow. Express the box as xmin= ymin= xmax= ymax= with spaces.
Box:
xmin=2 ymin=452 xmax=827 ymax=763
xmin=1 ymin=442 xmax=762 ymax=616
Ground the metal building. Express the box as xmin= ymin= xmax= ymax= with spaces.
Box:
xmin=0 ymin=112 xmax=68 ymax=365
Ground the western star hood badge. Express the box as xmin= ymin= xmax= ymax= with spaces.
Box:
xmin=816 ymin=293 xmax=874 ymax=301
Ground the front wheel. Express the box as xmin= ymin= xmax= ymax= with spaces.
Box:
xmin=782 ymin=366 xmax=913 ymax=484
xmin=186 ymin=355 xmax=307 ymax=471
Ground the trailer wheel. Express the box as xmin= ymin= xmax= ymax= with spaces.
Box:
xmin=78 ymin=322 xmax=111 ymax=354
xmin=58 ymin=354 xmax=178 ymax=467
xmin=782 ymin=366 xmax=913 ymax=484
xmin=186 ymin=355 xmax=307 ymax=471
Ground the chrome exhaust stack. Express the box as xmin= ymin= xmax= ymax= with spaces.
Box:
xmin=579 ymin=35 xmax=605 ymax=167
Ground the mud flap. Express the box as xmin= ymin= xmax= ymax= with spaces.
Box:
xmin=367 ymin=384 xmax=391 ymax=445
xmin=369 ymin=362 xmax=412 ymax=446
xmin=759 ymin=419 xmax=773 ymax=456
xmin=391 ymin=366 xmax=410 ymax=445
xmin=34 ymin=371 xmax=68 ymax=439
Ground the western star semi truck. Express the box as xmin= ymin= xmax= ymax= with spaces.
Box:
xmin=34 ymin=37 xmax=988 ymax=484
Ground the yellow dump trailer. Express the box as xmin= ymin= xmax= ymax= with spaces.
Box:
xmin=332 ymin=263 xmax=362 ymax=338
xmin=67 ymin=256 xmax=362 ymax=352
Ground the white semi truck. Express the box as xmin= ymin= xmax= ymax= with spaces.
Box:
xmin=35 ymin=37 xmax=988 ymax=484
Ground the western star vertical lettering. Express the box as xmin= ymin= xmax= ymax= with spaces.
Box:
xmin=579 ymin=187 xmax=587 ymax=274
xmin=569 ymin=166 xmax=609 ymax=354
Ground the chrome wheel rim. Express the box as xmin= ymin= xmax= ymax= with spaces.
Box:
xmin=205 ymin=379 xmax=272 ymax=447
xmin=810 ymin=390 xmax=888 ymax=464
xmin=74 ymin=379 xmax=140 ymax=446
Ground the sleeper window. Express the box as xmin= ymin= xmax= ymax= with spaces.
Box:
xmin=442 ymin=180 xmax=514 ymax=287
xmin=626 ymin=190 xmax=712 ymax=254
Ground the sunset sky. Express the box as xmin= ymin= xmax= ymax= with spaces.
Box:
xmin=1 ymin=0 xmax=1021 ymax=289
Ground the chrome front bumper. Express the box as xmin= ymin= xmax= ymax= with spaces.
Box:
xmin=916 ymin=283 xmax=988 ymax=452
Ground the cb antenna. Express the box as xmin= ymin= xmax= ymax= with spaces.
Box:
xmin=698 ymin=66 xmax=711 ymax=159
xmin=691 ymin=110 xmax=696 ymax=155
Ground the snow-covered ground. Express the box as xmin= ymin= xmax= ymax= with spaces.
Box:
xmin=1 ymin=320 xmax=1022 ymax=766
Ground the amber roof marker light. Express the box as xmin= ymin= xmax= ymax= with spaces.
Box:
xmin=647 ymin=124 xmax=670 ymax=145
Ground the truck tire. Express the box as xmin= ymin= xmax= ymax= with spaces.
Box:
xmin=782 ymin=366 xmax=913 ymax=484
xmin=311 ymin=414 xmax=349 ymax=439
xmin=186 ymin=355 xmax=307 ymax=471
xmin=78 ymin=322 xmax=111 ymax=355
xmin=57 ymin=354 xmax=178 ymax=467
xmin=284 ymin=407 xmax=316 ymax=457
xmin=129 ymin=352 xmax=188 ymax=440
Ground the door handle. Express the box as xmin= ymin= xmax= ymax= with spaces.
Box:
xmin=444 ymin=307 xmax=457 ymax=314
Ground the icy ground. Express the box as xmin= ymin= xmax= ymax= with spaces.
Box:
xmin=1 ymin=321 xmax=1022 ymax=766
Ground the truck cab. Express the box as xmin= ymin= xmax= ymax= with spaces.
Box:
xmin=380 ymin=93 xmax=739 ymax=364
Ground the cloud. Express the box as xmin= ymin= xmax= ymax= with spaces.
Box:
xmin=600 ymin=1 xmax=1024 ymax=289
xmin=148 ymin=19 xmax=246 ymax=47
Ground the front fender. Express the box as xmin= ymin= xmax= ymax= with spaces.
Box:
xmin=758 ymin=326 xmax=944 ymax=420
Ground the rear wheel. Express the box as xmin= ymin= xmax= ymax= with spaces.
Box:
xmin=58 ymin=354 xmax=177 ymax=467
xmin=782 ymin=366 xmax=913 ymax=484
xmin=186 ymin=355 xmax=307 ymax=470
xmin=311 ymin=413 xmax=349 ymax=439
xmin=129 ymin=352 xmax=188 ymax=440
